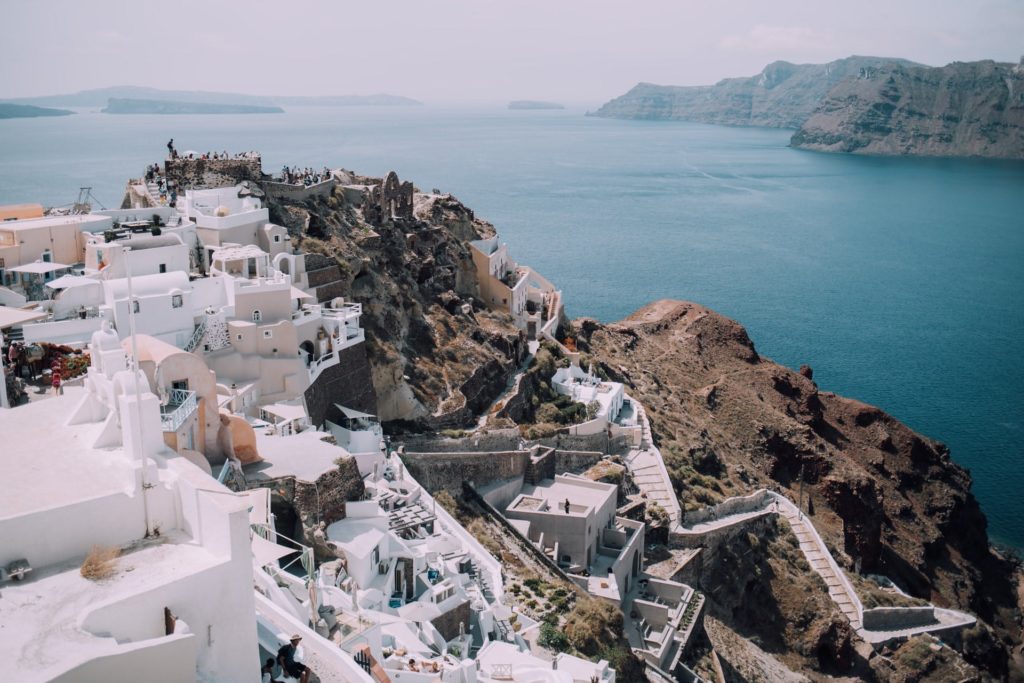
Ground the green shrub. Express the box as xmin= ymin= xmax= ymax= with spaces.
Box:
xmin=538 ymin=623 xmax=570 ymax=652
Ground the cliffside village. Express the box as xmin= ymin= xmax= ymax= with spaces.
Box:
xmin=0 ymin=151 xmax=976 ymax=682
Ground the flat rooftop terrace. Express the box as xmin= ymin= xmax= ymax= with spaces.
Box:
xmin=0 ymin=532 xmax=218 ymax=681
xmin=0 ymin=386 xmax=136 ymax=520
xmin=244 ymin=431 xmax=350 ymax=484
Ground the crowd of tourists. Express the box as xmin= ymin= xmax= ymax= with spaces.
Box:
xmin=277 ymin=165 xmax=333 ymax=186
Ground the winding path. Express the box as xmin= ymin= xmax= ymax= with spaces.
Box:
xmin=670 ymin=489 xmax=976 ymax=645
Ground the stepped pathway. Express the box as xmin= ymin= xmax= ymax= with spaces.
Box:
xmin=623 ymin=398 xmax=682 ymax=525
xmin=777 ymin=498 xmax=862 ymax=630
xmin=673 ymin=490 xmax=977 ymax=643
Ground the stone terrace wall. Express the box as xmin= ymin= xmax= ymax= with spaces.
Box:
xmin=264 ymin=179 xmax=336 ymax=203
xmin=554 ymin=450 xmax=605 ymax=473
xmin=165 ymin=157 xmax=263 ymax=189
xmin=530 ymin=431 xmax=629 ymax=454
xmin=304 ymin=343 xmax=378 ymax=428
xmin=402 ymin=450 xmax=528 ymax=497
xmin=399 ymin=428 xmax=521 ymax=454
xmin=861 ymin=607 xmax=937 ymax=631
xmin=683 ymin=489 xmax=771 ymax=527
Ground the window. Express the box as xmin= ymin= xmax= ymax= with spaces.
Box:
xmin=132 ymin=300 xmax=140 ymax=314
xmin=159 ymin=264 xmax=167 ymax=274
xmin=172 ymin=380 xmax=188 ymax=391
xmin=171 ymin=294 xmax=183 ymax=308
xmin=236 ymin=333 xmax=243 ymax=341
xmin=252 ymin=310 xmax=262 ymax=322
xmin=371 ymin=546 xmax=380 ymax=566
xmin=273 ymin=234 xmax=282 ymax=243
xmin=262 ymin=329 xmax=273 ymax=339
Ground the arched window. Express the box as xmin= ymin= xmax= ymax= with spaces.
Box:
xmin=252 ymin=310 xmax=262 ymax=322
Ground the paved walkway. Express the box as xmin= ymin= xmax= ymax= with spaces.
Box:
xmin=672 ymin=489 xmax=976 ymax=644
xmin=623 ymin=398 xmax=682 ymax=526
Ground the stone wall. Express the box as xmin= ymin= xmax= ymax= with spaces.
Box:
xmin=682 ymin=489 xmax=771 ymax=527
xmin=861 ymin=606 xmax=937 ymax=631
xmin=553 ymin=450 xmax=605 ymax=473
xmin=304 ymin=342 xmax=378 ymax=428
xmin=399 ymin=428 xmax=521 ymax=454
xmin=165 ymin=157 xmax=263 ymax=189
xmin=292 ymin=457 xmax=365 ymax=529
xmin=263 ymin=179 xmax=336 ymax=203
xmin=431 ymin=599 xmax=472 ymax=641
xmin=401 ymin=450 xmax=529 ymax=497
xmin=249 ymin=456 xmax=365 ymax=539
xmin=530 ymin=431 xmax=630 ymax=455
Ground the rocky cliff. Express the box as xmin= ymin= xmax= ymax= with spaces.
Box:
xmin=571 ymin=300 xmax=1022 ymax=679
xmin=589 ymin=56 xmax=918 ymax=128
xmin=790 ymin=59 xmax=1024 ymax=158
xmin=266 ymin=174 xmax=526 ymax=430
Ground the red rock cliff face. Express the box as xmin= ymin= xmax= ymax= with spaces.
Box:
xmin=574 ymin=300 xmax=1021 ymax=678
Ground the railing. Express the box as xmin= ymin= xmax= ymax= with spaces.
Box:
xmin=183 ymin=320 xmax=207 ymax=353
xmin=160 ymin=389 xmax=197 ymax=432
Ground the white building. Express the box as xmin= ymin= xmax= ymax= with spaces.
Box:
xmin=468 ymin=235 xmax=563 ymax=342
xmin=0 ymin=325 xmax=259 ymax=682
xmin=182 ymin=185 xmax=290 ymax=270
xmin=551 ymin=364 xmax=625 ymax=435
xmin=505 ymin=474 xmax=645 ymax=603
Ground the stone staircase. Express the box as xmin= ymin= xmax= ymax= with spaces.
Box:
xmin=624 ymin=400 xmax=682 ymax=525
xmin=781 ymin=505 xmax=862 ymax=630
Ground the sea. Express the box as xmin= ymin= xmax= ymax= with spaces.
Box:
xmin=1 ymin=105 xmax=1022 ymax=548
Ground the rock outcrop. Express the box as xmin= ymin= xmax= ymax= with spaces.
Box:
xmin=591 ymin=55 xmax=1024 ymax=158
xmin=790 ymin=59 xmax=1024 ymax=158
xmin=266 ymin=177 xmax=526 ymax=430
xmin=571 ymin=300 xmax=1021 ymax=679
xmin=589 ymin=56 xmax=919 ymax=128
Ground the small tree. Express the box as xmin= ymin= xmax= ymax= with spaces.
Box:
xmin=586 ymin=400 xmax=601 ymax=420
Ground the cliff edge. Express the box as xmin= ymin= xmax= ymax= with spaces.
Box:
xmin=572 ymin=300 xmax=1022 ymax=678
xmin=589 ymin=56 xmax=918 ymax=129
xmin=790 ymin=59 xmax=1024 ymax=158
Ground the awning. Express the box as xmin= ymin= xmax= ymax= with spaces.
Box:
xmin=261 ymin=402 xmax=307 ymax=422
xmin=290 ymin=286 xmax=314 ymax=300
xmin=46 ymin=274 xmax=98 ymax=290
xmin=0 ymin=307 xmax=47 ymax=329
xmin=246 ymin=487 xmax=271 ymax=526
xmin=335 ymin=404 xmax=376 ymax=420
xmin=252 ymin=534 xmax=295 ymax=568
xmin=9 ymin=261 xmax=71 ymax=275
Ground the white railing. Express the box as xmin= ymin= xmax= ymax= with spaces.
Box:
xmin=183 ymin=320 xmax=207 ymax=353
xmin=161 ymin=389 xmax=197 ymax=432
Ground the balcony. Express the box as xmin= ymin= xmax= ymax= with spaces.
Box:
xmin=160 ymin=389 xmax=197 ymax=432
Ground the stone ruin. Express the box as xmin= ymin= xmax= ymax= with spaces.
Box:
xmin=365 ymin=171 xmax=414 ymax=224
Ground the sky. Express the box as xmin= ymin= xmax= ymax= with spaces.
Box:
xmin=1 ymin=0 xmax=1022 ymax=104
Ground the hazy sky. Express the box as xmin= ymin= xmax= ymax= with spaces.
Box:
xmin=2 ymin=0 xmax=1021 ymax=104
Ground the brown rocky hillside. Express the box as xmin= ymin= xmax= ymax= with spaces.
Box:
xmin=572 ymin=300 xmax=1022 ymax=679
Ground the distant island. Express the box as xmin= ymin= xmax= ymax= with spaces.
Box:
xmin=102 ymin=98 xmax=284 ymax=115
xmin=1 ymin=85 xmax=422 ymax=108
xmin=590 ymin=56 xmax=1024 ymax=159
xmin=508 ymin=100 xmax=565 ymax=110
xmin=0 ymin=102 xmax=74 ymax=119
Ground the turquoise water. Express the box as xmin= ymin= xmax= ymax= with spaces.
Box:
xmin=1 ymin=107 xmax=1022 ymax=547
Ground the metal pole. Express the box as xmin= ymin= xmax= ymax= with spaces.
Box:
xmin=125 ymin=246 xmax=153 ymax=537
xmin=798 ymin=462 xmax=805 ymax=520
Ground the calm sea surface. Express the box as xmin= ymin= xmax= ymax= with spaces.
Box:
xmin=1 ymin=106 xmax=1022 ymax=547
